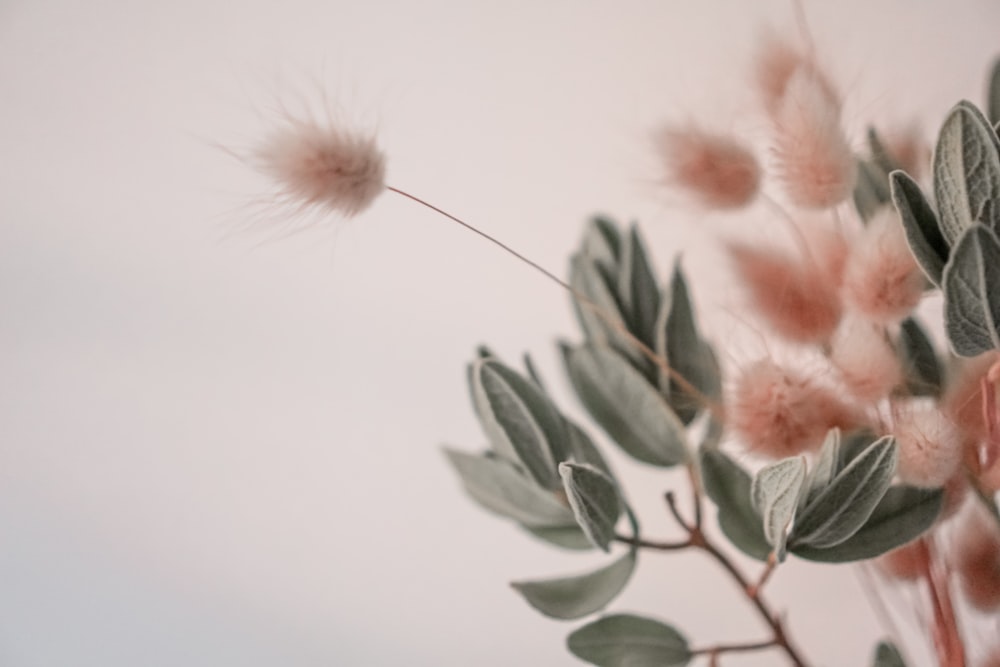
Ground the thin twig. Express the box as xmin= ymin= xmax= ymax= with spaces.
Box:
xmin=387 ymin=185 xmax=724 ymax=419
xmin=691 ymin=638 xmax=779 ymax=657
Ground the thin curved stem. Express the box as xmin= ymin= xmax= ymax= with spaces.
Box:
xmin=387 ymin=185 xmax=723 ymax=420
xmin=691 ymin=637 xmax=779 ymax=657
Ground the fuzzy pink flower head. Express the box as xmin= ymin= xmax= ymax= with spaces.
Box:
xmin=730 ymin=358 xmax=860 ymax=458
xmin=728 ymin=242 xmax=842 ymax=344
xmin=892 ymin=403 xmax=963 ymax=488
xmin=256 ymin=119 xmax=386 ymax=218
xmin=842 ymin=207 xmax=925 ymax=323
xmin=772 ymin=69 xmax=856 ymax=209
xmin=754 ymin=34 xmax=839 ymax=118
xmin=830 ymin=317 xmax=902 ymax=402
xmin=657 ymin=127 xmax=762 ymax=209
xmin=952 ymin=506 xmax=1000 ymax=612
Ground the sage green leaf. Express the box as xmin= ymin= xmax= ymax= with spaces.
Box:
xmin=564 ymin=344 xmax=688 ymax=467
xmin=471 ymin=358 xmax=569 ymax=488
xmin=989 ymin=57 xmax=1000 ymax=126
xmin=752 ymin=457 xmax=807 ymax=560
xmin=793 ymin=486 xmax=942 ymax=562
xmin=789 ymin=436 xmax=898 ymax=549
xmin=512 ymin=551 xmax=636 ymax=620
xmin=523 ymin=352 xmax=546 ymax=390
xmin=897 ymin=317 xmax=943 ymax=397
xmin=890 ymin=170 xmax=948 ymax=286
xmin=873 ymin=640 xmax=906 ymax=667
xmin=566 ymin=419 xmax=615 ymax=481
xmin=700 ymin=448 xmax=771 ymax=561
xmin=583 ymin=216 xmax=622 ymax=270
xmin=443 ymin=449 xmax=575 ymax=527
xmin=523 ymin=524 xmax=594 ymax=551
xmin=943 ymin=224 xmax=1000 ymax=356
xmin=567 ymin=614 xmax=691 ymax=667
xmin=656 ymin=263 xmax=716 ymax=423
xmin=933 ymin=101 xmax=1000 ymax=245
xmin=617 ymin=226 xmax=660 ymax=347
xmin=569 ymin=254 xmax=644 ymax=368
xmin=854 ymin=159 xmax=891 ymax=222
xmin=800 ymin=429 xmax=842 ymax=513
xmin=560 ymin=463 xmax=622 ymax=552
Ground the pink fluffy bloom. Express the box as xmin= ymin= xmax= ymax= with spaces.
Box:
xmin=892 ymin=403 xmax=963 ymax=488
xmin=842 ymin=207 xmax=925 ymax=323
xmin=952 ymin=506 xmax=1000 ymax=612
xmin=657 ymin=127 xmax=762 ymax=209
xmin=728 ymin=242 xmax=842 ymax=344
xmin=730 ymin=358 xmax=860 ymax=458
xmin=830 ymin=317 xmax=902 ymax=402
xmin=754 ymin=33 xmax=839 ymax=118
xmin=256 ymin=118 xmax=386 ymax=218
xmin=772 ymin=69 xmax=856 ymax=209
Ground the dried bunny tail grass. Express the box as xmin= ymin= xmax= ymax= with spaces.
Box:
xmin=772 ymin=69 xmax=856 ymax=209
xmin=951 ymin=505 xmax=1000 ymax=612
xmin=980 ymin=646 xmax=1000 ymax=667
xmin=730 ymin=358 xmax=860 ymax=458
xmin=728 ymin=242 xmax=842 ymax=344
xmin=842 ymin=207 xmax=925 ymax=323
xmin=830 ymin=317 xmax=902 ymax=402
xmin=656 ymin=127 xmax=762 ymax=209
xmin=255 ymin=117 xmax=386 ymax=218
xmin=754 ymin=31 xmax=839 ymax=118
xmin=891 ymin=402 xmax=963 ymax=488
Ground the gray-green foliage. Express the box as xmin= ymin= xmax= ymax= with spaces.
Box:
xmin=873 ymin=641 xmax=907 ymax=667
xmin=512 ymin=551 xmax=636 ymax=620
xmin=559 ymin=462 xmax=622 ymax=552
xmin=702 ymin=432 xmax=941 ymax=563
xmin=567 ymin=614 xmax=691 ymax=667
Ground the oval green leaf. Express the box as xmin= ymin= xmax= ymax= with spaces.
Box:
xmin=559 ymin=462 xmax=622 ymax=552
xmin=752 ymin=456 xmax=807 ymax=560
xmin=789 ymin=436 xmax=898 ymax=549
xmin=511 ymin=551 xmax=636 ymax=620
xmin=890 ymin=170 xmax=948 ymax=286
xmin=443 ymin=449 xmax=575 ymax=527
xmin=567 ymin=614 xmax=691 ymax=667
xmin=943 ymin=223 xmax=1000 ymax=356
xmin=700 ymin=448 xmax=770 ymax=561
xmin=564 ymin=344 xmax=688 ymax=467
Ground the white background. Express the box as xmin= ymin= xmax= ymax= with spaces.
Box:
xmin=2 ymin=1 xmax=999 ymax=665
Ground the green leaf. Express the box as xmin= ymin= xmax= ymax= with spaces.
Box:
xmin=793 ymin=486 xmax=941 ymax=562
xmin=523 ymin=524 xmax=595 ymax=551
xmin=471 ymin=358 xmax=569 ymax=488
xmin=583 ymin=216 xmax=623 ymax=270
xmin=560 ymin=463 xmax=622 ymax=552
xmin=443 ymin=449 xmax=575 ymax=527
xmin=569 ymin=254 xmax=644 ymax=368
xmin=617 ymin=226 xmax=661 ymax=347
xmin=564 ymin=344 xmax=688 ymax=467
xmin=943 ymin=224 xmax=1000 ymax=356
xmin=801 ymin=429 xmax=842 ymax=512
xmin=890 ymin=170 xmax=948 ymax=286
xmin=700 ymin=448 xmax=771 ymax=561
xmin=789 ymin=436 xmax=898 ymax=549
xmin=512 ymin=551 xmax=636 ymax=620
xmin=752 ymin=456 xmax=807 ymax=560
xmin=933 ymin=101 xmax=1000 ymax=245
xmin=567 ymin=614 xmax=691 ymax=667
xmin=897 ymin=317 xmax=943 ymax=397
xmin=873 ymin=640 xmax=907 ymax=667
xmin=988 ymin=56 xmax=1000 ymax=126
xmin=656 ymin=263 xmax=717 ymax=423
xmin=565 ymin=419 xmax=616 ymax=481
